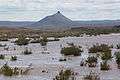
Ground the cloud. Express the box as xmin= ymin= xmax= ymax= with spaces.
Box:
xmin=0 ymin=0 xmax=119 ymax=21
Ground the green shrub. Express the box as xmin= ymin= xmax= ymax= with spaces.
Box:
xmin=40 ymin=37 xmax=48 ymax=46
xmin=23 ymin=48 xmax=32 ymax=55
xmin=41 ymin=37 xmax=48 ymax=42
xmin=61 ymin=46 xmax=82 ymax=56
xmin=11 ymin=56 xmax=17 ymax=61
xmin=89 ymin=44 xmax=110 ymax=53
xmin=53 ymin=69 xmax=74 ymax=80
xmin=13 ymin=67 xmax=19 ymax=75
xmin=59 ymin=58 xmax=67 ymax=61
xmin=101 ymin=50 xmax=112 ymax=61
xmin=80 ymin=60 xmax=85 ymax=66
xmin=40 ymin=41 xmax=47 ymax=46
xmin=116 ymin=44 xmax=120 ymax=49
xmin=0 ymin=54 xmax=5 ymax=59
xmin=15 ymin=35 xmax=29 ymax=46
xmin=89 ymin=44 xmax=112 ymax=61
xmin=115 ymin=52 xmax=120 ymax=69
xmin=0 ymin=64 xmax=20 ymax=76
xmin=86 ymin=56 xmax=97 ymax=67
xmin=100 ymin=61 xmax=110 ymax=70
xmin=115 ymin=52 xmax=120 ymax=64
xmin=110 ymin=44 xmax=114 ymax=48
xmin=1 ymin=64 xmax=13 ymax=76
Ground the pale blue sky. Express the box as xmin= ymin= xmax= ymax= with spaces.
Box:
xmin=0 ymin=0 xmax=120 ymax=21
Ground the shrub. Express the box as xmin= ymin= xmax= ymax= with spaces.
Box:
xmin=101 ymin=50 xmax=112 ymax=61
xmin=115 ymin=52 xmax=120 ymax=69
xmin=23 ymin=48 xmax=32 ymax=55
xmin=13 ymin=67 xmax=19 ymax=75
xmin=89 ymin=44 xmax=110 ymax=53
xmin=40 ymin=41 xmax=47 ymax=46
xmin=1 ymin=64 xmax=13 ymax=76
xmin=40 ymin=37 xmax=48 ymax=46
xmin=110 ymin=44 xmax=114 ymax=48
xmin=11 ymin=56 xmax=17 ymax=61
xmin=0 ymin=64 xmax=20 ymax=76
xmin=59 ymin=58 xmax=67 ymax=61
xmin=0 ymin=54 xmax=5 ymax=59
xmin=89 ymin=44 xmax=112 ymax=61
xmin=53 ymin=69 xmax=74 ymax=80
xmin=116 ymin=44 xmax=120 ymax=49
xmin=61 ymin=46 xmax=82 ymax=56
xmin=80 ymin=60 xmax=85 ymax=66
xmin=100 ymin=61 xmax=110 ymax=70
xmin=86 ymin=56 xmax=98 ymax=67
xmin=15 ymin=35 xmax=29 ymax=46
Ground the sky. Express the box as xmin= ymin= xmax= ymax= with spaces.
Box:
xmin=0 ymin=0 xmax=120 ymax=21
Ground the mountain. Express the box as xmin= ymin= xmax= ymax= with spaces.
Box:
xmin=30 ymin=11 xmax=120 ymax=28
xmin=0 ymin=11 xmax=120 ymax=29
xmin=30 ymin=11 xmax=73 ymax=28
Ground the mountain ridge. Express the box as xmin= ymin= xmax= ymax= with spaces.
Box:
xmin=0 ymin=11 xmax=120 ymax=28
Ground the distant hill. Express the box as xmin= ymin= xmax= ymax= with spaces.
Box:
xmin=72 ymin=20 xmax=120 ymax=27
xmin=0 ymin=11 xmax=120 ymax=29
xmin=0 ymin=21 xmax=34 ymax=27
xmin=30 ymin=11 xmax=73 ymax=28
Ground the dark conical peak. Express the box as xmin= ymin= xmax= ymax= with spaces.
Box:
xmin=55 ymin=11 xmax=62 ymax=15
xmin=57 ymin=11 xmax=60 ymax=13
xmin=31 ymin=11 xmax=73 ymax=27
xmin=50 ymin=11 xmax=72 ymax=22
xmin=52 ymin=11 xmax=63 ymax=17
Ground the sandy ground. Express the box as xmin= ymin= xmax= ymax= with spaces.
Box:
xmin=0 ymin=34 xmax=120 ymax=80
